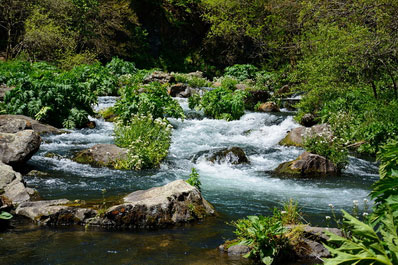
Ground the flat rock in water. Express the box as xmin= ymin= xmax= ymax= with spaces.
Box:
xmin=274 ymin=152 xmax=339 ymax=177
xmin=73 ymin=144 xmax=128 ymax=168
xmin=0 ymin=162 xmax=36 ymax=206
xmin=95 ymin=180 xmax=215 ymax=228
xmin=0 ymin=130 xmax=41 ymax=166
xmin=0 ymin=115 xmax=62 ymax=134
xmin=279 ymin=124 xmax=332 ymax=147
xmin=15 ymin=180 xmax=215 ymax=229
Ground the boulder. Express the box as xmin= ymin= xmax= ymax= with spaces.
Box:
xmin=0 ymin=84 xmax=12 ymax=101
xmin=0 ymin=130 xmax=41 ymax=166
xmin=245 ymin=90 xmax=271 ymax=109
xmin=15 ymin=180 xmax=215 ymax=229
xmin=235 ymin=83 xmax=248 ymax=90
xmin=279 ymin=124 xmax=332 ymax=147
xmin=15 ymin=199 xmax=97 ymax=226
xmin=300 ymin=113 xmax=317 ymax=127
xmin=274 ymin=152 xmax=339 ymax=177
xmin=0 ymin=162 xmax=35 ymax=206
xmin=144 ymin=71 xmax=175 ymax=84
xmin=258 ymin=102 xmax=280 ymax=112
xmin=168 ymin=83 xmax=192 ymax=98
xmin=208 ymin=147 xmax=249 ymax=165
xmin=98 ymin=107 xmax=117 ymax=122
xmin=0 ymin=115 xmax=62 ymax=134
xmin=186 ymin=71 xmax=203 ymax=78
xmin=73 ymin=144 xmax=128 ymax=168
xmin=93 ymin=180 xmax=215 ymax=229
xmin=290 ymin=225 xmax=342 ymax=259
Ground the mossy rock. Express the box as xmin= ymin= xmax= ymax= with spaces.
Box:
xmin=274 ymin=152 xmax=340 ymax=178
xmin=73 ymin=144 xmax=128 ymax=169
xmin=279 ymin=124 xmax=332 ymax=147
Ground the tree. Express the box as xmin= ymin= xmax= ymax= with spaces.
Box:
xmin=0 ymin=0 xmax=32 ymax=60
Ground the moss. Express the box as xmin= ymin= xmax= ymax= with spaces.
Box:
xmin=72 ymin=151 xmax=115 ymax=168
xmin=279 ymin=135 xmax=303 ymax=147
xmin=99 ymin=107 xmax=117 ymax=122
xmin=274 ymin=161 xmax=301 ymax=176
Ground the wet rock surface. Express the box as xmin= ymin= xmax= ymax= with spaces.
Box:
xmin=73 ymin=144 xmax=128 ymax=168
xmin=274 ymin=152 xmax=339 ymax=177
xmin=144 ymin=71 xmax=175 ymax=84
xmin=207 ymin=147 xmax=249 ymax=165
xmin=0 ymin=130 xmax=41 ymax=166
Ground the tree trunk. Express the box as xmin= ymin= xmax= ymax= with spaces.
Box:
xmin=6 ymin=28 xmax=11 ymax=61
xmin=371 ymin=81 xmax=378 ymax=99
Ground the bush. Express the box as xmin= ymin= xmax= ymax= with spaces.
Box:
xmin=303 ymin=134 xmax=348 ymax=169
xmin=186 ymin=168 xmax=202 ymax=191
xmin=114 ymin=114 xmax=172 ymax=170
xmin=2 ymin=61 xmax=97 ymax=128
xmin=224 ymin=64 xmax=258 ymax=81
xmin=106 ymin=57 xmax=137 ymax=77
xmin=114 ymin=82 xmax=185 ymax=123
xmin=173 ymin=73 xmax=211 ymax=88
xmin=188 ymin=87 xmax=247 ymax=121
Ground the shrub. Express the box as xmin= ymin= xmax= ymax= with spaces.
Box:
xmin=188 ymin=87 xmax=247 ymax=121
xmin=303 ymin=134 xmax=348 ymax=169
xmin=224 ymin=64 xmax=258 ymax=81
xmin=106 ymin=57 xmax=137 ymax=77
xmin=173 ymin=73 xmax=211 ymax=88
xmin=114 ymin=114 xmax=172 ymax=170
xmin=231 ymin=214 xmax=289 ymax=265
xmin=186 ymin=168 xmax=201 ymax=191
xmin=377 ymin=139 xmax=398 ymax=179
xmin=114 ymin=82 xmax=185 ymax=123
xmin=2 ymin=61 xmax=97 ymax=128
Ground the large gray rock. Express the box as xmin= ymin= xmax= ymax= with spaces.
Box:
xmin=0 ymin=130 xmax=41 ymax=166
xmin=15 ymin=180 xmax=215 ymax=229
xmin=258 ymin=102 xmax=280 ymax=112
xmin=168 ymin=83 xmax=193 ymax=98
xmin=279 ymin=124 xmax=332 ymax=147
xmin=0 ymin=115 xmax=62 ymax=134
xmin=73 ymin=144 xmax=128 ymax=168
xmin=291 ymin=225 xmax=342 ymax=259
xmin=94 ymin=180 xmax=215 ymax=229
xmin=0 ymin=162 xmax=35 ymax=206
xmin=274 ymin=152 xmax=339 ymax=177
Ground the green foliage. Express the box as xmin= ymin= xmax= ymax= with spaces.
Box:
xmin=0 ymin=211 xmax=13 ymax=220
xmin=188 ymin=87 xmax=247 ymax=121
xmin=232 ymin=214 xmax=289 ymax=265
xmin=106 ymin=57 xmax=137 ymax=77
xmin=114 ymin=114 xmax=172 ymax=170
xmin=377 ymin=139 xmax=398 ymax=179
xmin=186 ymin=168 xmax=201 ymax=191
xmin=219 ymin=76 xmax=239 ymax=90
xmin=173 ymin=73 xmax=211 ymax=88
xmin=1 ymin=60 xmax=97 ymax=128
xmin=324 ymin=210 xmax=398 ymax=265
xmin=303 ymin=134 xmax=348 ymax=169
xmin=114 ymin=82 xmax=185 ymax=124
xmin=224 ymin=64 xmax=258 ymax=81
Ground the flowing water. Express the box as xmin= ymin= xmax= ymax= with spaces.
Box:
xmin=0 ymin=97 xmax=379 ymax=265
